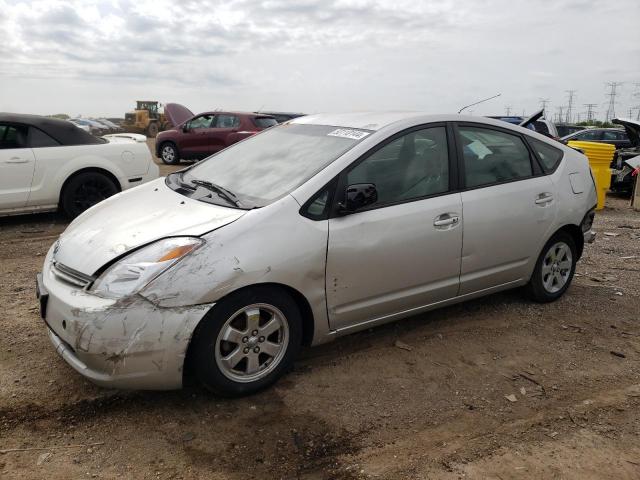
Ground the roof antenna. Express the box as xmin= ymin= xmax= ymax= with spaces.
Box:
xmin=458 ymin=93 xmax=501 ymax=114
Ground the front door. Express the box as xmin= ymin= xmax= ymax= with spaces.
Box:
xmin=326 ymin=125 xmax=463 ymax=331
xmin=0 ymin=124 xmax=36 ymax=210
xmin=454 ymin=123 xmax=557 ymax=294
xmin=180 ymin=114 xmax=216 ymax=159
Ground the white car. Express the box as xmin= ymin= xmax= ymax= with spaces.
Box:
xmin=37 ymin=112 xmax=597 ymax=395
xmin=0 ymin=113 xmax=159 ymax=217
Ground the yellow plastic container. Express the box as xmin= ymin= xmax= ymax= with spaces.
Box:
xmin=567 ymin=140 xmax=615 ymax=210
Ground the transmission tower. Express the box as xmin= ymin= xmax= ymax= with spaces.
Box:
xmin=583 ymin=103 xmax=597 ymax=122
xmin=605 ymin=82 xmax=623 ymax=122
xmin=505 ymin=106 xmax=512 ymax=116
xmin=555 ymin=106 xmax=564 ymax=123
xmin=565 ymin=90 xmax=577 ymax=123
xmin=539 ymin=98 xmax=550 ymax=118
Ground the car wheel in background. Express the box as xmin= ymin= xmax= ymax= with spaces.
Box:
xmin=525 ymin=231 xmax=577 ymax=303
xmin=61 ymin=171 xmax=119 ymax=218
xmin=190 ymin=286 xmax=302 ymax=397
xmin=146 ymin=122 xmax=159 ymax=138
xmin=160 ymin=143 xmax=180 ymax=165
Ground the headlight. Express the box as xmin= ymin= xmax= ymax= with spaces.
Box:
xmin=91 ymin=237 xmax=204 ymax=298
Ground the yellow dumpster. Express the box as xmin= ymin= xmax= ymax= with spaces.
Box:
xmin=567 ymin=140 xmax=615 ymax=210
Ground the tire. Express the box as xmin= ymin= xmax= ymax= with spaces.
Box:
xmin=61 ymin=172 xmax=119 ymax=218
xmin=146 ymin=122 xmax=159 ymax=138
xmin=159 ymin=142 xmax=180 ymax=165
xmin=525 ymin=231 xmax=577 ymax=303
xmin=190 ymin=286 xmax=302 ymax=397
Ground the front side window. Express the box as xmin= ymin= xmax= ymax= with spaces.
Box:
xmin=0 ymin=124 xmax=28 ymax=149
xmin=214 ymin=115 xmax=240 ymax=128
xmin=459 ymin=126 xmax=532 ymax=188
xmin=187 ymin=115 xmax=214 ymax=130
xmin=528 ymin=137 xmax=563 ymax=172
xmin=346 ymin=126 xmax=449 ymax=207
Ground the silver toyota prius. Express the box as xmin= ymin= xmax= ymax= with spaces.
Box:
xmin=37 ymin=112 xmax=597 ymax=396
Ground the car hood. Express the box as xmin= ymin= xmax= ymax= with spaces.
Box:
xmin=612 ymin=118 xmax=640 ymax=147
xmin=164 ymin=103 xmax=194 ymax=128
xmin=54 ymin=178 xmax=246 ymax=275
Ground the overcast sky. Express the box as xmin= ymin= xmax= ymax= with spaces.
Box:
xmin=1 ymin=0 xmax=638 ymax=120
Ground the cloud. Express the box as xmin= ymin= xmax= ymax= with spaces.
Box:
xmin=0 ymin=0 xmax=637 ymax=119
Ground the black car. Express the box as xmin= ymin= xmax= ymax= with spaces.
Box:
xmin=560 ymin=128 xmax=631 ymax=149
xmin=556 ymin=124 xmax=586 ymax=138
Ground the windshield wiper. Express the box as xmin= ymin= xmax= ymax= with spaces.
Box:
xmin=189 ymin=179 xmax=243 ymax=208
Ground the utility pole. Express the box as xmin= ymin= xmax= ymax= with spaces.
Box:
xmin=565 ymin=90 xmax=577 ymax=124
xmin=505 ymin=106 xmax=512 ymax=116
xmin=539 ymin=98 xmax=550 ymax=118
xmin=584 ymin=103 xmax=597 ymax=123
xmin=605 ymin=81 xmax=623 ymax=122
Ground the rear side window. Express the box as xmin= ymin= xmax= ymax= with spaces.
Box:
xmin=575 ymin=130 xmax=600 ymax=141
xmin=29 ymin=127 xmax=61 ymax=147
xmin=253 ymin=117 xmax=278 ymax=128
xmin=0 ymin=124 xmax=28 ymax=149
xmin=214 ymin=115 xmax=240 ymax=128
xmin=534 ymin=121 xmax=550 ymax=135
xmin=528 ymin=137 xmax=563 ymax=172
xmin=459 ymin=126 xmax=533 ymax=188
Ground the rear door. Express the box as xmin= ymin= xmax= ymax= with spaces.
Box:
xmin=210 ymin=114 xmax=242 ymax=152
xmin=455 ymin=123 xmax=556 ymax=295
xmin=180 ymin=114 xmax=216 ymax=159
xmin=0 ymin=123 xmax=36 ymax=210
xmin=326 ymin=125 xmax=463 ymax=330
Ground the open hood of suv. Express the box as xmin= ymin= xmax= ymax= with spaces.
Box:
xmin=164 ymin=103 xmax=194 ymax=127
xmin=612 ymin=118 xmax=640 ymax=147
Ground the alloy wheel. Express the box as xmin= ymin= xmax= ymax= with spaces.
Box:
xmin=214 ymin=303 xmax=289 ymax=383
xmin=541 ymin=241 xmax=573 ymax=293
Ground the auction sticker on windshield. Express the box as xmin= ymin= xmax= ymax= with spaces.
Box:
xmin=327 ymin=128 xmax=371 ymax=140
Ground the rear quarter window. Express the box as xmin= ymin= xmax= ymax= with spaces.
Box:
xmin=528 ymin=137 xmax=563 ymax=173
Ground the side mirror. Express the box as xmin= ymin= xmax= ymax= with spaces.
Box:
xmin=339 ymin=183 xmax=378 ymax=213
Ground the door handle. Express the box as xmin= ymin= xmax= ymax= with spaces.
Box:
xmin=5 ymin=157 xmax=29 ymax=164
xmin=535 ymin=192 xmax=554 ymax=205
xmin=434 ymin=214 xmax=460 ymax=227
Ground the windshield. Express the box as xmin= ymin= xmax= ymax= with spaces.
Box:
xmin=180 ymin=124 xmax=368 ymax=207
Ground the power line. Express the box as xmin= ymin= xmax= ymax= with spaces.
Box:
xmin=565 ymin=90 xmax=577 ymax=123
xmin=605 ymin=82 xmax=623 ymax=122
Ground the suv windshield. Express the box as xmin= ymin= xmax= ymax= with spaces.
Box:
xmin=178 ymin=124 xmax=368 ymax=208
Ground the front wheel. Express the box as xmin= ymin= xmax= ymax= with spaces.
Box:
xmin=160 ymin=143 xmax=180 ymax=164
xmin=190 ymin=286 xmax=302 ymax=397
xmin=525 ymin=231 xmax=577 ymax=303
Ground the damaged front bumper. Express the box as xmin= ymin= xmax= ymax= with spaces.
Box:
xmin=39 ymin=255 xmax=213 ymax=390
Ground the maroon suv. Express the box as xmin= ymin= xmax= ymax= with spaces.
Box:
xmin=156 ymin=103 xmax=277 ymax=164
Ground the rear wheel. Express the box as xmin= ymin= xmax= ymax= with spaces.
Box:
xmin=525 ymin=231 xmax=577 ymax=302
xmin=61 ymin=171 xmax=119 ymax=218
xmin=190 ymin=286 xmax=302 ymax=397
xmin=160 ymin=142 xmax=180 ymax=164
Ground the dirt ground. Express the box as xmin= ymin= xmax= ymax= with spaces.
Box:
xmin=1 ymin=144 xmax=639 ymax=479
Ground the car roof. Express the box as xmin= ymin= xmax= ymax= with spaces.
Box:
xmin=0 ymin=113 xmax=103 ymax=145
xmin=291 ymin=112 xmax=526 ymax=132
xmin=198 ymin=111 xmax=275 ymax=117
